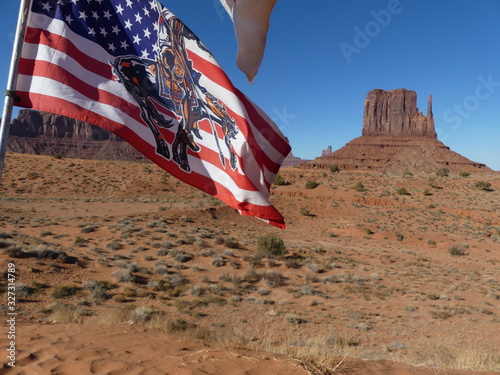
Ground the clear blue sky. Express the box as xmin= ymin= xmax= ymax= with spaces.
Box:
xmin=2 ymin=0 xmax=499 ymax=170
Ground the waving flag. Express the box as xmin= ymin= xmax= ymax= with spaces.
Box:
xmin=15 ymin=0 xmax=290 ymax=228
xmin=219 ymin=0 xmax=278 ymax=82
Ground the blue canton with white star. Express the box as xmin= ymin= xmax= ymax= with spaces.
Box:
xmin=33 ymin=0 xmax=162 ymax=59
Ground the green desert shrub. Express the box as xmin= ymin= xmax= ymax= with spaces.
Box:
xmin=448 ymin=245 xmax=467 ymax=256
xmin=170 ymin=249 xmax=194 ymax=263
xmin=82 ymin=280 xmax=115 ymax=301
xmin=329 ymin=164 xmax=340 ymax=173
xmin=51 ymin=285 xmax=78 ymax=299
xmin=154 ymin=261 xmax=169 ymax=275
xmin=353 ymin=182 xmax=366 ymax=192
xmin=26 ymin=172 xmax=41 ymax=180
xmin=305 ymin=180 xmax=319 ymax=189
xmin=273 ymin=174 xmax=286 ymax=186
xmin=82 ymin=280 xmax=115 ymax=291
xmin=262 ymin=270 xmax=286 ymax=288
xmin=223 ymin=236 xmax=239 ymax=249
xmin=428 ymin=177 xmax=440 ymax=188
xmin=299 ymin=207 xmax=311 ymax=216
xmin=284 ymin=258 xmax=302 ymax=269
xmin=459 ymin=171 xmax=470 ymax=178
xmin=166 ymin=318 xmax=192 ymax=332
xmin=106 ymin=241 xmax=122 ymax=251
xmin=436 ymin=167 xmax=449 ymax=177
xmin=74 ymin=237 xmax=89 ymax=247
xmin=243 ymin=269 xmax=262 ymax=283
xmin=212 ymin=256 xmax=226 ymax=267
xmin=113 ymin=268 xmax=136 ymax=283
xmin=257 ymin=234 xmax=287 ymax=259
xmin=475 ymin=181 xmax=492 ymax=191
xmin=396 ymin=187 xmax=409 ymax=195
xmin=80 ymin=225 xmax=98 ymax=234
xmin=286 ymin=315 xmax=307 ymax=325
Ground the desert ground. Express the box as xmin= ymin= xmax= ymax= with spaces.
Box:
xmin=0 ymin=152 xmax=498 ymax=374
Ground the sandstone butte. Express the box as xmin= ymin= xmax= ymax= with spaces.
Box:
xmin=303 ymin=88 xmax=493 ymax=173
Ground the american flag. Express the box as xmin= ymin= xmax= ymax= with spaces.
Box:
xmin=15 ymin=0 xmax=290 ymax=228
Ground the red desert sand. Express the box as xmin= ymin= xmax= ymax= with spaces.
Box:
xmin=0 ymin=153 xmax=498 ymax=374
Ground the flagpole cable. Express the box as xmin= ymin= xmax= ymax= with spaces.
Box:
xmin=0 ymin=0 xmax=32 ymax=182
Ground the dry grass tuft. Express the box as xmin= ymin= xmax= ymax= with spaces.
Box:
xmin=392 ymin=341 xmax=500 ymax=372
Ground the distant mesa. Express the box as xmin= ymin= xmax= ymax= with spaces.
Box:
xmin=282 ymin=152 xmax=311 ymax=167
xmin=6 ymin=109 xmax=317 ymax=166
xmin=304 ymin=88 xmax=493 ymax=173
xmin=6 ymin=109 xmax=146 ymax=161
xmin=9 ymin=109 xmax=125 ymax=141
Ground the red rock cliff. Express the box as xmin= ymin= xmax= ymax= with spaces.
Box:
xmin=362 ymin=89 xmax=436 ymax=138
xmin=302 ymin=89 xmax=493 ymax=173
xmin=10 ymin=109 xmax=120 ymax=141
xmin=6 ymin=110 xmax=145 ymax=161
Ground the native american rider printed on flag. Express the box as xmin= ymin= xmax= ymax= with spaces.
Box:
xmin=113 ymin=9 xmax=238 ymax=172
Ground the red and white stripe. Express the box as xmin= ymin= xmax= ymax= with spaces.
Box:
xmin=15 ymin=9 xmax=290 ymax=228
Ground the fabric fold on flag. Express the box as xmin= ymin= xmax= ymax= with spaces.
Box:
xmin=15 ymin=0 xmax=290 ymax=228
xmin=219 ymin=0 xmax=278 ymax=82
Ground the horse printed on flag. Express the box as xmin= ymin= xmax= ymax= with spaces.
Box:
xmin=113 ymin=12 xmax=238 ymax=173
xmin=15 ymin=0 xmax=290 ymax=228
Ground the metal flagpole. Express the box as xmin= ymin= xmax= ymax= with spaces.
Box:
xmin=0 ymin=0 xmax=32 ymax=182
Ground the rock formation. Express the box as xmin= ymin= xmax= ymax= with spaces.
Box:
xmin=304 ymin=137 xmax=491 ymax=173
xmin=6 ymin=109 xmax=319 ymax=166
xmin=281 ymin=152 xmax=311 ymax=167
xmin=9 ymin=109 xmax=123 ymax=141
xmin=6 ymin=109 xmax=146 ymax=161
xmin=321 ymin=146 xmax=333 ymax=157
xmin=362 ymin=89 xmax=436 ymax=138
xmin=302 ymin=89 xmax=493 ymax=173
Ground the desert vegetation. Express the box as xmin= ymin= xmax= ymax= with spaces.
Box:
xmin=0 ymin=153 xmax=498 ymax=374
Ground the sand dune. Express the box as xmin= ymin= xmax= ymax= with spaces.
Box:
xmin=1 ymin=321 xmax=497 ymax=375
